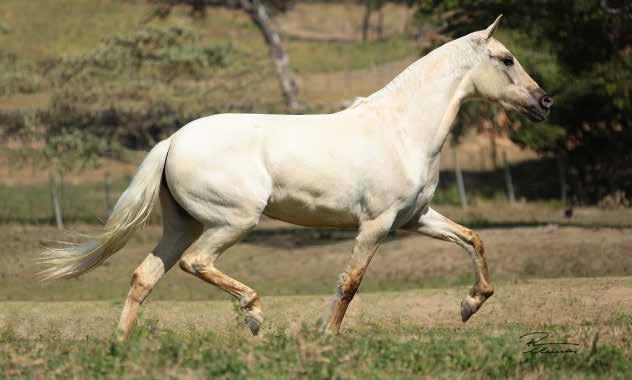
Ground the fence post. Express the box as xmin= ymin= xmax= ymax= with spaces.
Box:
xmin=104 ymin=172 xmax=113 ymax=216
xmin=50 ymin=171 xmax=63 ymax=230
xmin=489 ymin=131 xmax=498 ymax=170
xmin=557 ymin=154 xmax=567 ymax=204
xmin=479 ymin=148 xmax=487 ymax=171
xmin=503 ymin=151 xmax=516 ymax=204
xmin=59 ymin=172 xmax=64 ymax=209
xmin=453 ymin=145 xmax=468 ymax=208
xmin=28 ymin=199 xmax=34 ymax=225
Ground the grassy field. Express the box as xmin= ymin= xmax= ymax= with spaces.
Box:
xmin=0 ymin=0 xmax=418 ymax=108
xmin=0 ymin=0 xmax=543 ymax=192
xmin=0 ymin=1 xmax=414 ymax=62
xmin=2 ymin=204 xmax=632 ymax=301
xmin=1 ymin=1 xmax=630 ymax=378
xmin=1 ymin=204 xmax=632 ymax=377
xmin=1 ymin=278 xmax=631 ymax=378
xmin=3 ymin=318 xmax=630 ymax=379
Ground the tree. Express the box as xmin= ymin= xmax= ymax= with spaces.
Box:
xmin=0 ymin=26 xmax=238 ymax=170
xmin=360 ymin=0 xmax=415 ymax=41
xmin=149 ymin=0 xmax=300 ymax=110
xmin=361 ymin=0 xmax=383 ymax=41
xmin=414 ymin=0 xmax=631 ymax=204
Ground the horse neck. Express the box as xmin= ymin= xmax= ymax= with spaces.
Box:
xmin=368 ymin=41 xmax=476 ymax=158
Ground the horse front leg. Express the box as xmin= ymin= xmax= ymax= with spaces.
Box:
xmin=320 ymin=214 xmax=394 ymax=335
xmin=402 ymin=207 xmax=493 ymax=322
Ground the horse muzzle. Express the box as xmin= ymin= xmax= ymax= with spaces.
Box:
xmin=523 ymin=90 xmax=552 ymax=122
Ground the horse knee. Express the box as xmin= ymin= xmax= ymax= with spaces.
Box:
xmin=237 ymin=292 xmax=260 ymax=316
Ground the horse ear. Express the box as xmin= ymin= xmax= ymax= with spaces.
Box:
xmin=482 ymin=14 xmax=503 ymax=41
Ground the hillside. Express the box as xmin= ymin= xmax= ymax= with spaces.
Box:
xmin=0 ymin=0 xmax=537 ymax=185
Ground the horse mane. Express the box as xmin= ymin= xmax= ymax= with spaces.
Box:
xmin=356 ymin=37 xmax=475 ymax=106
xmin=346 ymin=97 xmax=368 ymax=109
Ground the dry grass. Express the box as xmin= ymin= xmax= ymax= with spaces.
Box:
xmin=2 ymin=211 xmax=631 ymax=378
xmin=0 ymin=0 xmax=538 ymax=185
xmin=1 ymin=277 xmax=631 ymax=340
xmin=1 ymin=208 xmax=631 ymax=302
xmin=277 ymin=2 xmax=415 ymax=42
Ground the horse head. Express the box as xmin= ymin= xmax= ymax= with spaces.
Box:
xmin=466 ymin=15 xmax=553 ymax=122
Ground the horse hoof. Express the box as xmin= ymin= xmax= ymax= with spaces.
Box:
xmin=460 ymin=297 xmax=478 ymax=322
xmin=244 ymin=309 xmax=263 ymax=336
xmin=319 ymin=323 xmax=339 ymax=336
xmin=115 ymin=331 xmax=128 ymax=343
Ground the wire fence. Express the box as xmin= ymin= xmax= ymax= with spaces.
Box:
xmin=0 ymin=146 xmax=571 ymax=228
xmin=0 ymin=173 xmax=165 ymax=226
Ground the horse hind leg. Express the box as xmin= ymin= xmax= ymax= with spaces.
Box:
xmin=179 ymin=223 xmax=263 ymax=335
xmin=116 ymin=183 xmax=202 ymax=341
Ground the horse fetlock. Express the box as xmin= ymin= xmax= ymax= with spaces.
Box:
xmin=115 ymin=328 xmax=129 ymax=343
xmin=471 ymin=283 xmax=494 ymax=299
xmin=240 ymin=291 xmax=260 ymax=310
xmin=461 ymin=286 xmax=492 ymax=322
xmin=320 ymin=320 xmax=339 ymax=336
xmin=336 ymin=271 xmax=362 ymax=302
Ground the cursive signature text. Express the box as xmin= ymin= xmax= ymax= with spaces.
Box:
xmin=520 ymin=332 xmax=579 ymax=354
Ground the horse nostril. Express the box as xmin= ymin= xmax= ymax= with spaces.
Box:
xmin=540 ymin=95 xmax=553 ymax=109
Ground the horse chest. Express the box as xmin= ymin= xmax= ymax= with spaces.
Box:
xmin=392 ymin=158 xmax=440 ymax=227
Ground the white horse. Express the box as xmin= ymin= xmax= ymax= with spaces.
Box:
xmin=41 ymin=16 xmax=552 ymax=340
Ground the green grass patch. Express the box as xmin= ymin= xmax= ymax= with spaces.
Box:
xmin=0 ymin=177 xmax=130 ymax=225
xmin=0 ymin=0 xmax=151 ymax=60
xmin=1 ymin=321 xmax=629 ymax=379
xmin=0 ymin=0 xmax=415 ymax=74
xmin=288 ymin=34 xmax=417 ymax=74
xmin=0 ymin=262 xmax=471 ymax=302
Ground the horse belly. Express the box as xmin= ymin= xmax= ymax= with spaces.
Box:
xmin=263 ymin=190 xmax=359 ymax=228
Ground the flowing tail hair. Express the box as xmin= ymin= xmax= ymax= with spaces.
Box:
xmin=39 ymin=139 xmax=172 ymax=280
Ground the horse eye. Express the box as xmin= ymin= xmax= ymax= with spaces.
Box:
xmin=502 ymin=57 xmax=514 ymax=67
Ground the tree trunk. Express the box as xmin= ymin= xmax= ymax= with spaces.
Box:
xmin=241 ymin=0 xmax=300 ymax=111
xmin=376 ymin=5 xmax=384 ymax=40
xmin=502 ymin=151 xmax=515 ymax=204
xmin=489 ymin=128 xmax=498 ymax=170
xmin=557 ymin=152 xmax=568 ymax=205
xmin=362 ymin=1 xmax=373 ymax=41
xmin=104 ymin=172 xmax=113 ymax=216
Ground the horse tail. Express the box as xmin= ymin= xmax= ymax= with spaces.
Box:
xmin=39 ymin=138 xmax=172 ymax=280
